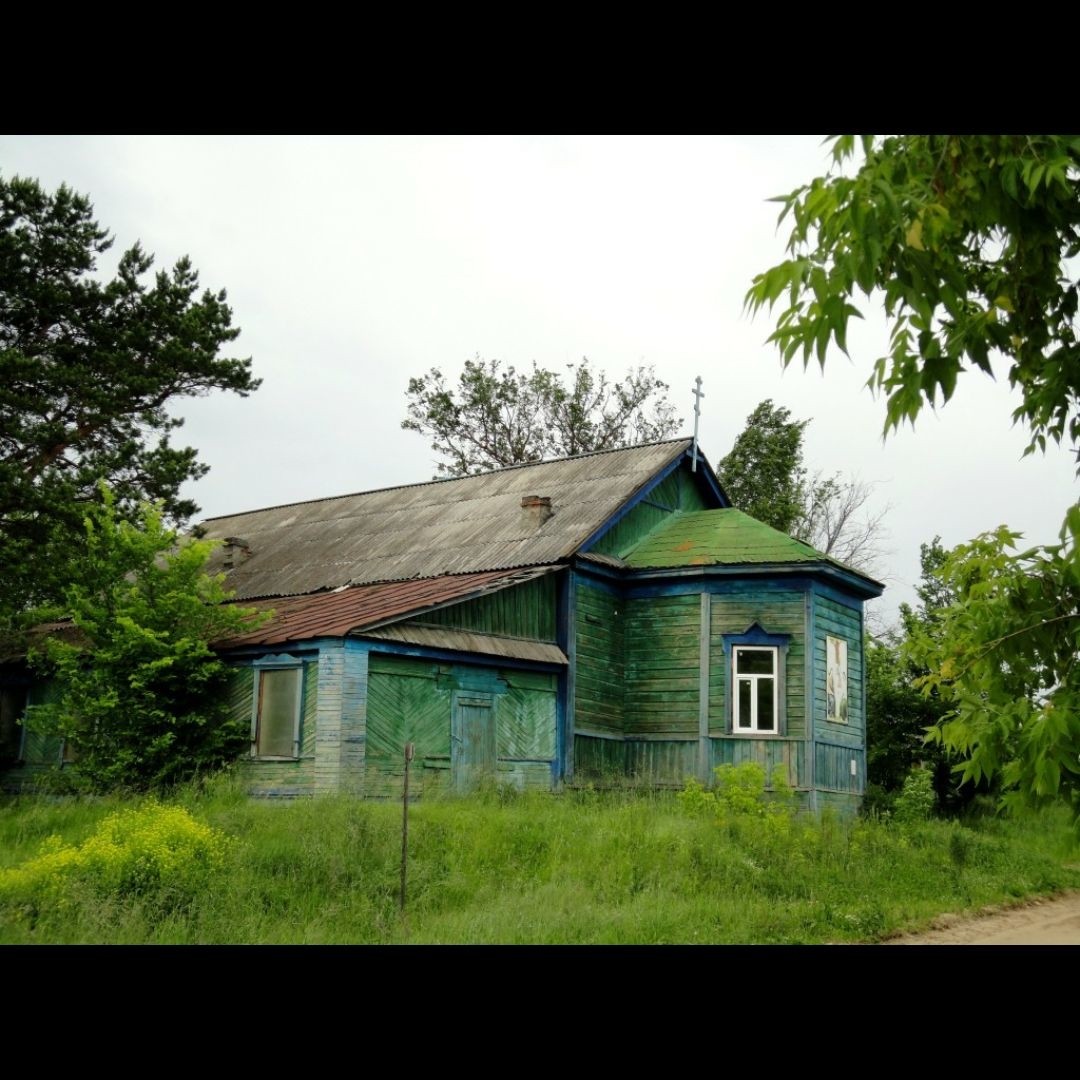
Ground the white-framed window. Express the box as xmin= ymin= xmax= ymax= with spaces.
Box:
xmin=251 ymin=656 xmax=303 ymax=759
xmin=732 ymin=645 xmax=778 ymax=733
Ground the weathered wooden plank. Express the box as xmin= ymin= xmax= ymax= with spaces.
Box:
xmin=624 ymin=739 xmax=698 ymax=786
xmin=574 ymin=733 xmax=626 ymax=778
xmin=587 ymin=469 xmax=706 ymax=557
xmin=711 ymin=737 xmax=805 ymax=788
xmin=815 ymin=742 xmax=865 ymax=794
xmin=416 ymin=573 xmax=557 ymax=641
xmin=498 ymin=685 xmax=556 ymax=760
xmin=574 ymin=580 xmax=624 ymax=737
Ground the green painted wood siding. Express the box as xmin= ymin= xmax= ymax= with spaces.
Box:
xmin=711 ymin=736 xmax=804 ymax=787
xmin=574 ymin=732 xmax=626 ymax=778
xmin=418 ymin=574 xmax=557 ymax=640
xmin=589 ymin=466 xmax=708 ymax=557
xmin=708 ymin=588 xmax=806 ymax=738
xmin=21 ymin=679 xmax=63 ymax=766
xmin=815 ymin=743 xmax=865 ymax=794
xmin=367 ymin=657 xmax=451 ymax=797
xmin=625 ymin=738 xmax=697 ymax=785
xmin=624 ymin=594 xmax=700 ymax=736
xmin=812 ymin=594 xmax=864 ymax=742
xmin=574 ymin=582 xmax=624 ymax=736
xmin=816 ymin=789 xmax=862 ymax=818
xmin=364 ymin=654 xmax=557 ymax=797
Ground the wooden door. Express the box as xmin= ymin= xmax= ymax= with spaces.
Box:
xmin=452 ymin=692 xmax=495 ymax=793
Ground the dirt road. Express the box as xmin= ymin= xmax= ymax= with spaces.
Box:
xmin=885 ymin=890 xmax=1080 ymax=945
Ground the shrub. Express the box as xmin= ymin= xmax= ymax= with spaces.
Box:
xmin=27 ymin=488 xmax=267 ymax=792
xmin=0 ymin=803 xmax=230 ymax=911
xmin=677 ymin=762 xmax=796 ymax=821
xmin=894 ymin=766 xmax=937 ymax=824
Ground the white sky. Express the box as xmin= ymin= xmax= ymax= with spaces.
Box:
xmin=2 ymin=134 xmax=1076 ymax=625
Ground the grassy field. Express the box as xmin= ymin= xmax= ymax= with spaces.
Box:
xmin=1 ymin=774 xmax=1077 ymax=944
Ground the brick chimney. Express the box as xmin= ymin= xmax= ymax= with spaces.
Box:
xmin=222 ymin=536 xmax=251 ymax=570
xmin=521 ymin=495 xmax=553 ymax=524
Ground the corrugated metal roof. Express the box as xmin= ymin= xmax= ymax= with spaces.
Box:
xmin=360 ymin=624 xmax=567 ymax=665
xmin=623 ymin=508 xmax=884 ymax=588
xmin=577 ymin=551 xmax=629 ymax=569
xmin=217 ymin=566 xmax=558 ymax=648
xmin=199 ymin=440 xmax=693 ymax=599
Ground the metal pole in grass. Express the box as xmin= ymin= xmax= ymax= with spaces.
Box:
xmin=400 ymin=741 xmax=414 ymax=913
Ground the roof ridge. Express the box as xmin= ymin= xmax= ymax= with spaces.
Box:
xmin=200 ymin=437 xmax=694 ymax=523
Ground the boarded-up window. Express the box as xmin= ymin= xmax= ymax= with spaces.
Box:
xmin=254 ymin=667 xmax=301 ymax=758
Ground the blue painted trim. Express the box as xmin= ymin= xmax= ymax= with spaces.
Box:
xmin=625 ymin=562 xmax=880 ymax=599
xmin=642 ymin=497 xmax=676 ymax=513
xmin=625 ymin=575 xmax=818 ymax=600
xmin=807 ymin=588 xmax=818 ymax=812
xmin=860 ymin=602 xmax=867 ymax=799
xmin=810 ymin=579 xmax=869 ymax=611
xmin=578 ymin=452 xmax=727 ymax=555
xmin=720 ymin=624 xmax=792 ymax=738
xmin=680 ymin=448 xmax=728 ymax=507
xmin=219 ymin=643 xmax=321 ymax=662
xmin=573 ymin=561 xmax=879 ymax=607
xmin=553 ymin=566 xmax=571 ymax=783
xmin=572 ymin=567 xmax=623 ymax=595
xmin=560 ymin=568 xmax=578 ymax=783
xmin=252 ymin=652 xmax=305 ymax=669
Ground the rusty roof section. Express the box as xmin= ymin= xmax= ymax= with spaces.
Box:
xmin=217 ymin=566 xmax=559 ymax=648
xmin=199 ymin=440 xmax=696 ymax=599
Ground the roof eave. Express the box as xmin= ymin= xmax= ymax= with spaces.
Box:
xmin=606 ymin=560 xmax=885 ymax=599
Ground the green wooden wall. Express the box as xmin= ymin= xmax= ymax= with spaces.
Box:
xmin=573 ymin=732 xmax=626 ymax=778
xmin=21 ymin=679 xmax=64 ymax=768
xmin=574 ymin=580 xmax=823 ymax=792
xmin=0 ymin=679 xmax=64 ymax=791
xmin=574 ymin=581 xmax=624 ymax=737
xmin=588 ymin=467 xmax=708 ymax=558
xmin=709 ymin=587 xmax=806 ymax=739
xmin=419 ymin=574 xmax=557 ymax=640
xmin=364 ymin=653 xmax=557 ymax=798
xmin=812 ymin=592 xmax=865 ymax=796
xmin=710 ymin=735 xmax=803 ymax=787
xmin=623 ymin=593 xmax=700 ymax=737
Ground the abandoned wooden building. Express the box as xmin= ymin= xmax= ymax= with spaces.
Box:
xmin=3 ymin=439 xmax=883 ymax=812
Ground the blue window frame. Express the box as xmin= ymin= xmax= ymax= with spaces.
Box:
xmin=251 ymin=654 xmax=304 ymax=760
xmin=721 ymin=623 xmax=790 ymax=736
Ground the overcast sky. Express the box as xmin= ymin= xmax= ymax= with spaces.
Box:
xmin=2 ymin=134 xmax=1075 ymax=624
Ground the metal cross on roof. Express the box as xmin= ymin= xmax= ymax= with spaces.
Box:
xmin=691 ymin=376 xmax=704 ymax=473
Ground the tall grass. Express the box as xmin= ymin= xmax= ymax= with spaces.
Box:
xmin=1 ymin=774 xmax=1077 ymax=944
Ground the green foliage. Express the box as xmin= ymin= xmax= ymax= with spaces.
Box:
xmin=2 ymin=785 xmax=1076 ymax=944
xmin=0 ymin=174 xmax=258 ymax=633
xmin=911 ymin=521 xmax=1080 ymax=820
xmin=402 ymin=355 xmax=680 ymax=477
xmin=677 ymin=761 xmax=795 ymax=820
xmin=866 ymin=540 xmax=957 ymax=807
xmin=893 ymin=766 xmax=937 ymax=824
xmin=0 ymin=803 xmax=229 ymax=914
xmin=745 ymin=135 xmax=1080 ymax=454
xmin=717 ymin=399 xmax=808 ymax=533
xmin=747 ymin=136 xmax=1080 ymax=816
xmin=865 ymin=634 xmax=938 ymax=796
xmin=718 ymin=399 xmax=886 ymax=572
xmin=27 ymin=488 xmax=266 ymax=792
